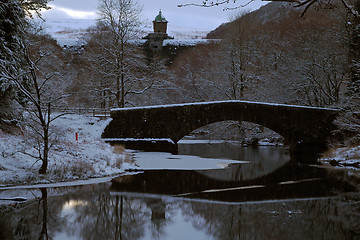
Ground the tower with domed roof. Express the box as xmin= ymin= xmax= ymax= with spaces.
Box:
xmin=153 ymin=10 xmax=168 ymax=34
xmin=144 ymin=10 xmax=173 ymax=52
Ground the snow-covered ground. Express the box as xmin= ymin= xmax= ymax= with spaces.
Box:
xmin=40 ymin=18 xmax=94 ymax=46
xmin=0 ymin=113 xmax=256 ymax=189
xmin=1 ymin=112 xmax=359 ymax=190
xmin=39 ymin=18 xmax=210 ymax=47
xmin=0 ymin=114 xmax=134 ymax=187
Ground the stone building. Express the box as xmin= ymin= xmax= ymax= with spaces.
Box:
xmin=143 ymin=10 xmax=173 ymax=52
xmin=153 ymin=10 xmax=168 ymax=33
xmin=142 ymin=10 xmax=218 ymax=66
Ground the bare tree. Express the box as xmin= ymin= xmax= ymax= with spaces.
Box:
xmin=0 ymin=38 xmax=66 ymax=174
xmin=89 ymin=0 xmax=153 ymax=108
xmin=179 ymin=0 xmax=360 ymax=102
xmin=298 ymin=56 xmax=348 ymax=107
xmin=172 ymin=13 xmax=258 ymax=101
xmin=220 ymin=13 xmax=257 ymax=100
xmin=288 ymin=14 xmax=350 ymax=107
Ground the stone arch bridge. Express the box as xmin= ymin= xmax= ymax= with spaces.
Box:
xmin=102 ymin=100 xmax=341 ymax=157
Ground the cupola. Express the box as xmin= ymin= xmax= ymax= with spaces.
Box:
xmin=153 ymin=10 xmax=168 ymax=34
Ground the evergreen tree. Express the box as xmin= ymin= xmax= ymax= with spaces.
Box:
xmin=0 ymin=0 xmax=26 ymax=124
xmin=0 ymin=0 xmax=51 ymax=125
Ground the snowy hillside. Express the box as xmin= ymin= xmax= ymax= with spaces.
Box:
xmin=41 ymin=18 xmax=210 ymax=47
xmin=0 ymin=114 xmax=134 ymax=187
xmin=41 ymin=18 xmax=95 ymax=46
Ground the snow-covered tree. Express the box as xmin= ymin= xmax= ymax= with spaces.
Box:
xmin=219 ymin=12 xmax=258 ymax=100
xmin=0 ymin=0 xmax=26 ymax=126
xmin=18 ymin=0 xmax=51 ymax=16
xmin=1 ymin=32 xmax=67 ymax=174
xmin=290 ymin=13 xmax=350 ymax=107
xmin=0 ymin=0 xmax=51 ymax=129
xmin=87 ymin=0 xmax=153 ymax=108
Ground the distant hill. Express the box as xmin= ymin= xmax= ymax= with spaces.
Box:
xmin=40 ymin=18 xmax=210 ymax=47
xmin=206 ymin=1 xmax=332 ymax=39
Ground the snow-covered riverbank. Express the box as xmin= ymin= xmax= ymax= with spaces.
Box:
xmin=1 ymin=112 xmax=359 ymax=188
xmin=321 ymin=145 xmax=360 ymax=169
xmin=0 ymin=114 xmax=134 ymax=187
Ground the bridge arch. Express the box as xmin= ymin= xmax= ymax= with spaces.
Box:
xmin=182 ymin=120 xmax=283 ymax=144
xmin=102 ymin=101 xmax=340 ymax=155
xmin=172 ymin=116 xmax=283 ymax=142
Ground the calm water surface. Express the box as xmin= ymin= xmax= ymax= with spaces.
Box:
xmin=0 ymin=142 xmax=359 ymax=240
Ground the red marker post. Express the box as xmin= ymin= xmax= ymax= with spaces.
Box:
xmin=75 ymin=132 xmax=79 ymax=144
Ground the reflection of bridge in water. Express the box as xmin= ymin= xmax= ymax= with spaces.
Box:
xmin=102 ymin=100 xmax=341 ymax=159
xmin=111 ymin=161 xmax=354 ymax=203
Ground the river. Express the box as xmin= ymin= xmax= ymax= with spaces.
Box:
xmin=0 ymin=141 xmax=359 ymax=240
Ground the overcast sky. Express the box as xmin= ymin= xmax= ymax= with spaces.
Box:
xmin=41 ymin=0 xmax=268 ymax=30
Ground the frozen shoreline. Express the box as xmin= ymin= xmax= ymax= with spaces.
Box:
xmin=0 ymin=113 xmax=359 ymax=190
xmin=0 ymin=114 xmax=132 ymax=188
xmin=321 ymin=145 xmax=360 ymax=170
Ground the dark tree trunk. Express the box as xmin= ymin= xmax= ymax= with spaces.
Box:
xmin=348 ymin=1 xmax=360 ymax=96
xmin=39 ymin=103 xmax=50 ymax=174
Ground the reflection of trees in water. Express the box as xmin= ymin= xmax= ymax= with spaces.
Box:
xmin=180 ymin=198 xmax=360 ymax=240
xmin=38 ymin=188 xmax=49 ymax=240
xmin=66 ymin=191 xmax=149 ymax=240
xmin=0 ymin=185 xmax=177 ymax=240
xmin=0 ymin=188 xmax=64 ymax=240
xmin=64 ymin=191 xmax=176 ymax=240
xmin=1 ymin=185 xmax=359 ymax=240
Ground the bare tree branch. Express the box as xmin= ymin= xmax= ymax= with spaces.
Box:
xmin=178 ymin=0 xmax=360 ymax=19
